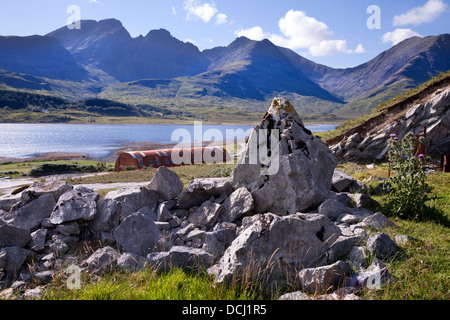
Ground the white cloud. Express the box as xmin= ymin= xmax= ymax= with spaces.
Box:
xmin=382 ymin=28 xmax=422 ymax=45
xmin=183 ymin=0 xmax=228 ymax=25
xmin=215 ymin=13 xmax=228 ymax=25
xmin=393 ymin=0 xmax=448 ymax=26
xmin=171 ymin=6 xmax=177 ymax=15
xmin=184 ymin=0 xmax=218 ymax=23
xmin=235 ymin=26 xmax=269 ymax=41
xmin=235 ymin=10 xmax=365 ymax=57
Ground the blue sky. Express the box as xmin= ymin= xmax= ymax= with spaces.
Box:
xmin=0 ymin=0 xmax=448 ymax=68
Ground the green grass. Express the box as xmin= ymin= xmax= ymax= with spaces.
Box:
xmin=0 ymin=159 xmax=114 ymax=178
xmin=43 ymin=267 xmax=263 ymax=300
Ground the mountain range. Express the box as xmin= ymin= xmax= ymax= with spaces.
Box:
xmin=1 ymin=18 xmax=449 ymax=121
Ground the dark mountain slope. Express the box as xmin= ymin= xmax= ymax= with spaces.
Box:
xmin=199 ymin=37 xmax=342 ymax=102
xmin=0 ymin=35 xmax=89 ymax=81
xmin=47 ymin=19 xmax=209 ymax=82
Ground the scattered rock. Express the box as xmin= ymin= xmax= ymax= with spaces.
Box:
xmin=147 ymin=246 xmax=213 ymax=272
xmin=332 ymin=170 xmax=356 ymax=192
xmin=0 ymin=224 xmax=31 ymax=248
xmin=208 ymin=213 xmax=340 ymax=285
xmin=177 ymin=178 xmax=233 ymax=209
xmin=221 ymin=187 xmax=254 ymax=222
xmin=4 ymin=193 xmax=56 ymax=231
xmin=113 ymin=212 xmax=162 ymax=256
xmin=80 ymin=246 xmax=121 ymax=273
xmin=298 ymin=260 xmax=350 ymax=294
xmin=188 ymin=200 xmax=223 ymax=229
xmin=367 ymin=233 xmax=398 ymax=259
xmin=363 ymin=212 xmax=396 ymax=231
xmin=148 ymin=166 xmax=184 ymax=201
xmin=50 ymin=188 xmax=99 ymax=225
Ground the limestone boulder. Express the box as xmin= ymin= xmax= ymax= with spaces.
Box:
xmin=232 ymin=98 xmax=337 ymax=215
xmin=148 ymin=166 xmax=184 ymax=201
xmin=177 ymin=178 xmax=233 ymax=209
xmin=49 ymin=187 xmax=99 ymax=225
xmin=208 ymin=213 xmax=340 ymax=285
xmin=113 ymin=212 xmax=162 ymax=256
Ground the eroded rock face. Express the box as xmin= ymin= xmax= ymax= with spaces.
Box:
xmin=208 ymin=213 xmax=340 ymax=285
xmin=331 ymin=87 xmax=450 ymax=161
xmin=49 ymin=187 xmax=99 ymax=225
xmin=232 ymin=98 xmax=337 ymax=215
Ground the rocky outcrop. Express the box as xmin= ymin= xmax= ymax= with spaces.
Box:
xmin=0 ymin=98 xmax=402 ymax=300
xmin=330 ymin=88 xmax=450 ymax=161
xmin=232 ymin=98 xmax=337 ymax=214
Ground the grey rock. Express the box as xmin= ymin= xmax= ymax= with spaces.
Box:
xmin=27 ymin=229 xmax=47 ymax=252
xmin=56 ymin=221 xmax=80 ymax=236
xmin=318 ymin=199 xmax=349 ymax=221
xmin=222 ymin=187 xmax=254 ymax=222
xmin=352 ymin=193 xmax=380 ymax=209
xmin=148 ymin=166 xmax=184 ymax=201
xmin=50 ymin=188 xmax=99 ymax=225
xmin=202 ymin=224 xmax=237 ymax=257
xmin=154 ymin=221 xmax=170 ymax=231
xmin=298 ymin=260 xmax=350 ymax=294
xmin=22 ymin=180 xmax=72 ymax=203
xmin=347 ymin=246 xmax=367 ymax=270
xmin=0 ymin=193 xmax=23 ymax=213
xmin=104 ymin=186 xmax=158 ymax=213
xmin=278 ymin=291 xmax=312 ymax=300
xmin=80 ymin=246 xmax=120 ymax=273
xmin=337 ymin=214 xmax=361 ymax=224
xmin=366 ymin=233 xmax=398 ymax=259
xmin=49 ymin=234 xmax=77 ymax=254
xmin=4 ymin=193 xmax=56 ymax=231
xmin=117 ymin=252 xmax=147 ymax=271
xmin=208 ymin=213 xmax=340 ymax=285
xmin=89 ymin=199 xmax=121 ymax=242
xmin=33 ymin=270 xmax=53 ymax=285
xmin=23 ymin=286 xmax=44 ymax=299
xmin=0 ymin=246 xmax=28 ymax=274
xmin=233 ymin=131 xmax=337 ymax=214
xmin=177 ymin=178 xmax=233 ymax=209
xmin=332 ymin=170 xmax=355 ymax=192
xmin=328 ymin=235 xmax=365 ymax=262
xmin=147 ymin=246 xmax=213 ymax=272
xmin=157 ymin=202 xmax=173 ymax=222
xmin=0 ymin=224 xmax=31 ymax=248
xmin=394 ymin=234 xmax=420 ymax=246
xmin=363 ymin=212 xmax=396 ymax=231
xmin=188 ymin=200 xmax=223 ymax=229
xmin=113 ymin=212 xmax=162 ymax=256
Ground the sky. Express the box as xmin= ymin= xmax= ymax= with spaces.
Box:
xmin=0 ymin=0 xmax=448 ymax=68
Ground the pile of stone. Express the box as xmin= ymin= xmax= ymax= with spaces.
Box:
xmin=330 ymin=88 xmax=450 ymax=162
xmin=0 ymin=98 xmax=405 ymax=300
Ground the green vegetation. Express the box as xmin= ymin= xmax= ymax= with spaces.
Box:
xmin=0 ymin=159 xmax=115 ymax=178
xmin=385 ymin=133 xmax=433 ymax=220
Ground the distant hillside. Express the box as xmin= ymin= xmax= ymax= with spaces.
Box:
xmin=0 ymin=19 xmax=449 ymax=122
xmin=0 ymin=35 xmax=89 ymax=81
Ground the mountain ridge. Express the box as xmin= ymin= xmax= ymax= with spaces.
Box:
xmin=0 ymin=18 xmax=449 ymax=120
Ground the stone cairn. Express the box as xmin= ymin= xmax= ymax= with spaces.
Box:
xmin=0 ymin=98 xmax=405 ymax=300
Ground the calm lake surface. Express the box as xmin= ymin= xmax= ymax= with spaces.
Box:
xmin=0 ymin=123 xmax=337 ymax=159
